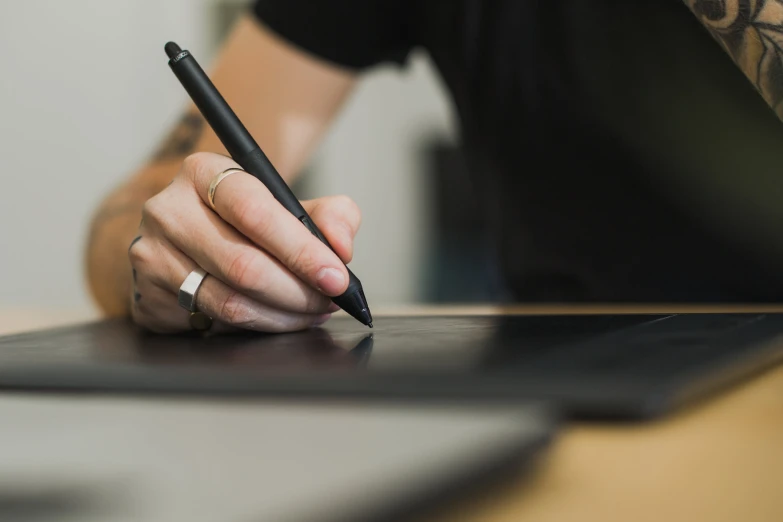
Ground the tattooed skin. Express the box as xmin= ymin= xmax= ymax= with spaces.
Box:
xmin=685 ymin=0 xmax=783 ymax=118
xmin=152 ymin=112 xmax=205 ymax=162
xmin=128 ymin=235 xmax=143 ymax=254
xmin=128 ymin=235 xmax=143 ymax=303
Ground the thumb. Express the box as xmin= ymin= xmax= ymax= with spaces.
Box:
xmin=302 ymin=195 xmax=361 ymax=264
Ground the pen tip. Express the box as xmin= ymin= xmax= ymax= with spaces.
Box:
xmin=165 ymin=41 xmax=182 ymax=59
xmin=368 ymin=323 xmax=373 ymax=328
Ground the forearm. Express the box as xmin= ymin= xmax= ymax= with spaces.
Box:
xmin=685 ymin=0 xmax=783 ymax=118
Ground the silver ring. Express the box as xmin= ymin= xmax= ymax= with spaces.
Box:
xmin=178 ymin=268 xmax=208 ymax=312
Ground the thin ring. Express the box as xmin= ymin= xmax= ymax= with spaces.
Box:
xmin=178 ymin=268 xmax=208 ymax=312
xmin=208 ymin=168 xmax=245 ymax=211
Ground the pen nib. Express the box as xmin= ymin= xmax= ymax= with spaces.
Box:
xmin=368 ymin=323 xmax=373 ymax=329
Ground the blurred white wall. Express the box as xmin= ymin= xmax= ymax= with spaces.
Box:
xmin=0 ymin=0 xmax=455 ymax=319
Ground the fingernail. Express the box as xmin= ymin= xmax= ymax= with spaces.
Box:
xmin=328 ymin=302 xmax=341 ymax=313
xmin=313 ymin=313 xmax=332 ymax=326
xmin=316 ymin=268 xmax=345 ymax=295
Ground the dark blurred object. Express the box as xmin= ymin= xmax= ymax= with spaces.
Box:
xmin=0 ymin=479 xmax=130 ymax=522
xmin=1 ymin=313 xmax=782 ymax=419
xmin=420 ymin=139 xmax=508 ymax=302
xmin=0 ymin=391 xmax=553 ymax=522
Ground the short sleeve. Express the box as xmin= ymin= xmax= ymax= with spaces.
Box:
xmin=251 ymin=0 xmax=417 ymax=70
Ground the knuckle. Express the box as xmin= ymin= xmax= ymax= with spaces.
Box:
xmin=180 ymin=152 xmax=215 ymax=185
xmin=128 ymin=241 xmax=153 ymax=270
xmin=181 ymin=152 xmax=209 ymax=175
xmin=128 ymin=243 xmax=168 ymax=291
xmin=223 ymin=249 xmax=262 ymax=291
xmin=288 ymin=244 xmax=318 ymax=277
xmin=141 ymin=196 xmax=167 ymax=227
xmin=234 ymin=196 xmax=272 ymax=234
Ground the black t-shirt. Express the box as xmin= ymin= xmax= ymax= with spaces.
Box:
xmin=252 ymin=0 xmax=783 ymax=302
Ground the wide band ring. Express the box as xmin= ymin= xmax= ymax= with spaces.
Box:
xmin=178 ymin=268 xmax=208 ymax=313
xmin=208 ymin=168 xmax=245 ymax=211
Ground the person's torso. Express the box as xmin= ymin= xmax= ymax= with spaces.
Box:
xmin=416 ymin=0 xmax=783 ymax=302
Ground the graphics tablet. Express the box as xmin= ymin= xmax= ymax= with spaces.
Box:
xmin=1 ymin=313 xmax=782 ymax=418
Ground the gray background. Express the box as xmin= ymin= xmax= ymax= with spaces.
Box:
xmin=0 ymin=0 xmax=456 ymax=320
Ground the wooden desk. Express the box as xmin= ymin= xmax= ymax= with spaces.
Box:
xmin=415 ymin=305 xmax=783 ymax=522
xmin=2 ymin=305 xmax=782 ymax=522
xmin=0 ymin=307 xmax=97 ymax=336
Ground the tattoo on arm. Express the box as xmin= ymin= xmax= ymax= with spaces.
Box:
xmin=152 ymin=112 xmax=205 ymax=162
xmin=685 ymin=0 xmax=783 ymax=118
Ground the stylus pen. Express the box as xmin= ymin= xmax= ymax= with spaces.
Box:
xmin=164 ymin=42 xmax=373 ymax=327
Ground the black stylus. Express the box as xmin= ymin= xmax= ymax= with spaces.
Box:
xmin=164 ymin=42 xmax=373 ymax=327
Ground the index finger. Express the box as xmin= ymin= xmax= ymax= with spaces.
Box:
xmin=188 ymin=154 xmax=350 ymax=297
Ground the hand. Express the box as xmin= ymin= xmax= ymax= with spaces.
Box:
xmin=128 ymin=152 xmax=361 ymax=334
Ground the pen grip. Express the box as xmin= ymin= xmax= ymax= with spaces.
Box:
xmin=232 ymin=150 xmax=364 ymax=298
xmin=234 ymin=148 xmax=348 ymax=262
xmin=238 ymin=149 xmax=365 ymax=303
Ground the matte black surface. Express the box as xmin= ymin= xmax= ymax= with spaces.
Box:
xmin=1 ymin=314 xmax=783 ymax=419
